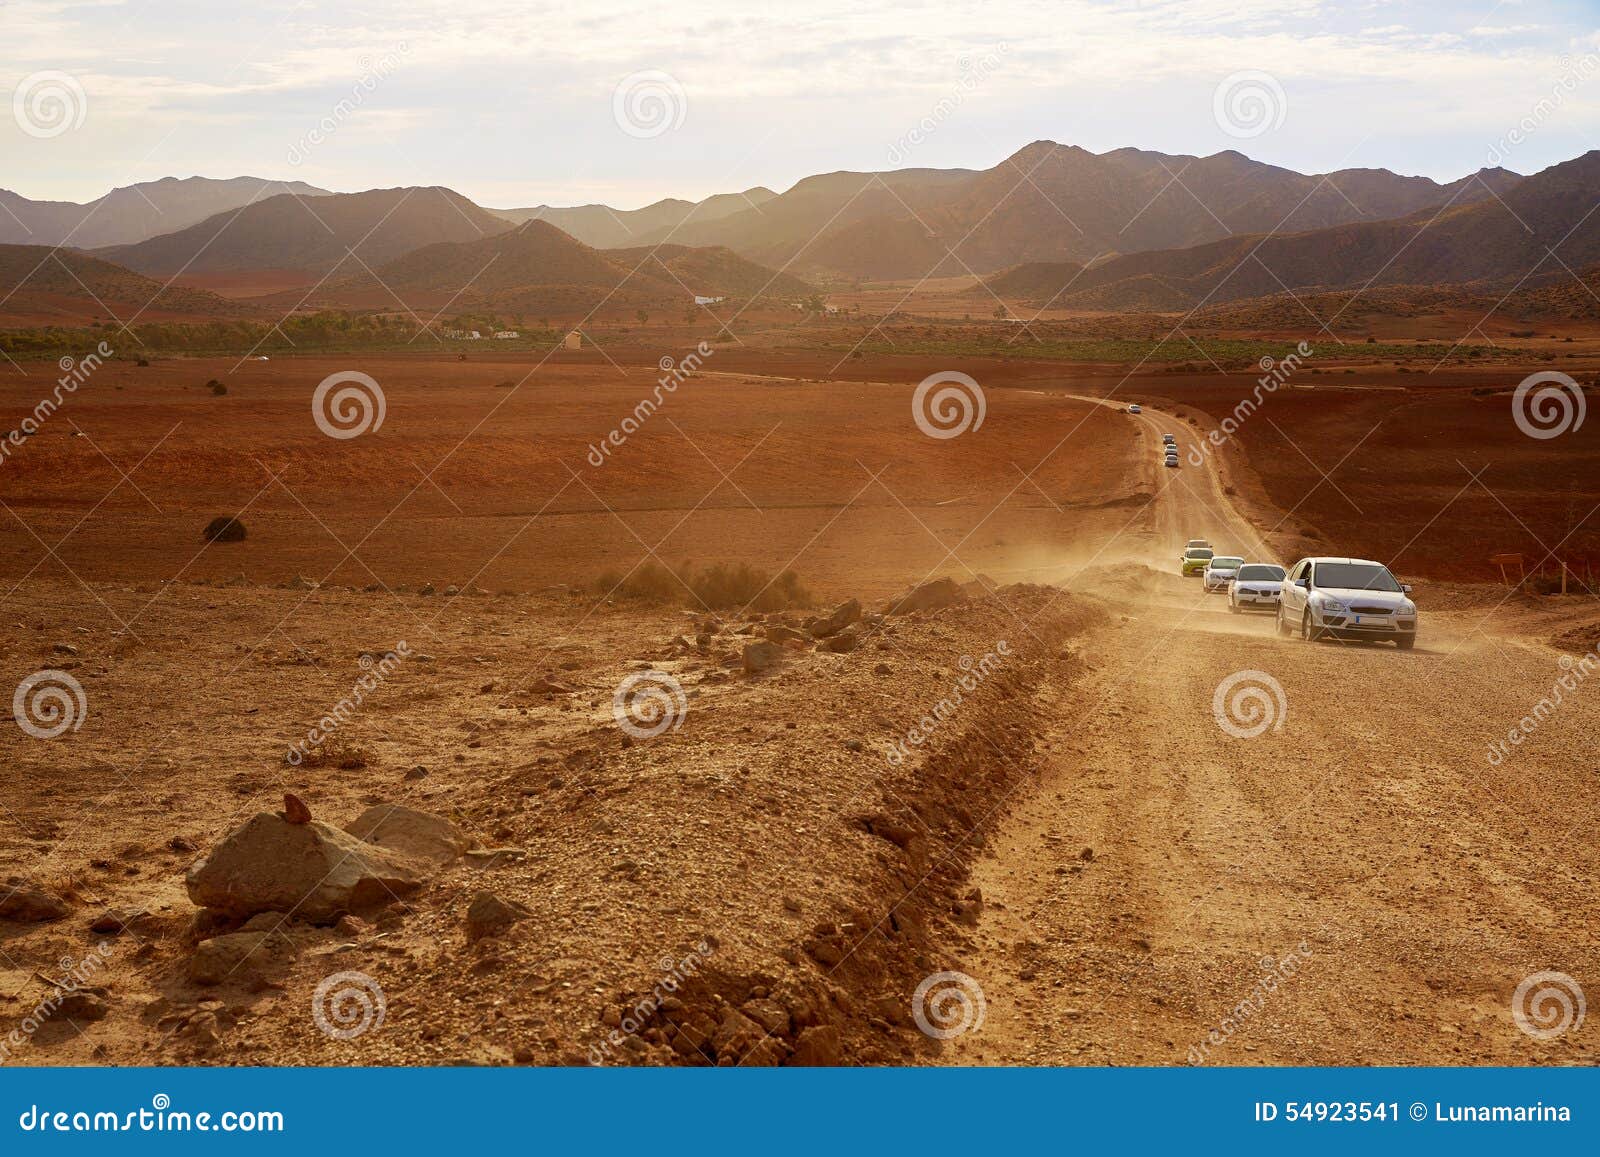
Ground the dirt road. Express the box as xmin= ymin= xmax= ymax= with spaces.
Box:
xmin=939 ymin=401 xmax=1598 ymax=1065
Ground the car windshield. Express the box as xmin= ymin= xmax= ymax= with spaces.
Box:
xmin=1236 ymin=565 xmax=1285 ymax=580
xmin=1314 ymin=562 xmax=1402 ymax=592
xmin=1185 ymin=548 xmax=1213 ymax=560
xmin=1210 ymin=557 xmax=1243 ymax=568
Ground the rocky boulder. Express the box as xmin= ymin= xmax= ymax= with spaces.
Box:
xmin=346 ymin=804 xmax=467 ymax=867
xmin=185 ymin=813 xmax=423 ymax=924
xmin=886 ymin=578 xmax=966 ymax=616
xmin=742 ymin=641 xmax=784 ymax=674
xmin=809 ymin=598 xmax=861 ymax=638
xmin=0 ymin=878 xmax=69 ymax=923
xmin=818 ymin=626 xmax=861 ymax=653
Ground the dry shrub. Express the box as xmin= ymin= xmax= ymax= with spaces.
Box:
xmin=595 ymin=561 xmax=810 ymax=611
xmin=291 ymin=734 xmax=369 ymax=770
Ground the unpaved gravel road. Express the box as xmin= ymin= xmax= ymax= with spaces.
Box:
xmin=940 ymin=401 xmax=1598 ymax=1066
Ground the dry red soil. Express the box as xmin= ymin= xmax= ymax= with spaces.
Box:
xmin=1 ymin=342 xmax=1596 ymax=1068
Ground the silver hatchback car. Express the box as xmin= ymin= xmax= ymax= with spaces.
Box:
xmin=1276 ymin=557 xmax=1417 ymax=649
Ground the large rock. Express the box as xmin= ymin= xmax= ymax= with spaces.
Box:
xmin=809 ymin=598 xmax=861 ymax=639
xmin=885 ymin=578 xmax=966 ymax=616
xmin=789 ymin=1024 xmax=842 ymax=1066
xmin=742 ymin=641 xmax=784 ymax=673
xmin=346 ymin=805 xmax=466 ymax=867
xmin=1 ymin=878 xmax=68 ymax=923
xmin=818 ymin=626 xmax=860 ymax=654
xmin=185 ymin=813 xmax=423 ymax=924
xmin=466 ymin=891 xmax=528 ymax=942
xmin=188 ymin=930 xmax=296 ymax=986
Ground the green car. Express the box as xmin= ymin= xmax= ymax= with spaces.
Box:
xmin=1181 ymin=547 xmax=1214 ymax=576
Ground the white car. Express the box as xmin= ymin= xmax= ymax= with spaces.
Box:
xmin=1128 ymin=404 xmax=1142 ymax=414
xmin=1276 ymin=557 xmax=1417 ymax=649
xmin=1228 ymin=563 xmax=1286 ymax=613
xmin=1164 ymin=451 xmax=1179 ymax=468
xmin=1203 ymin=556 xmax=1244 ymax=591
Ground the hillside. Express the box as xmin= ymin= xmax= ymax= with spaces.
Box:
xmin=97 ymin=187 xmax=510 ymax=277
xmin=497 ymin=188 xmax=777 ymax=248
xmin=607 ymin=243 xmax=814 ymax=298
xmin=627 ymin=142 xmax=1522 ymax=279
xmin=302 ymin=220 xmax=812 ymax=314
xmin=0 ymin=176 xmax=330 ymax=248
xmin=0 ymin=244 xmax=249 ymax=327
xmin=981 ymin=152 xmax=1600 ymax=312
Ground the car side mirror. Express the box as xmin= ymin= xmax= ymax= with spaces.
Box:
xmin=1297 ymin=578 xmax=1310 ymax=589
xmin=1401 ymin=584 xmax=1412 ymax=593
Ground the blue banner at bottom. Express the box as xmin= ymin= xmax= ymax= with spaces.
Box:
xmin=2 ymin=1066 xmax=1594 ymax=1153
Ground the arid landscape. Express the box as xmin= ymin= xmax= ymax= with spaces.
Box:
xmin=2 ymin=323 xmax=1597 ymax=1066
xmin=2 ymin=5 xmax=1599 ymax=1074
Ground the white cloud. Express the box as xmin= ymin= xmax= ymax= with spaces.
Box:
xmin=0 ymin=0 xmax=1593 ymax=204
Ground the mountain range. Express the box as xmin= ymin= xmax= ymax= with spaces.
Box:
xmin=982 ymin=150 xmax=1600 ymax=311
xmin=0 ymin=176 xmax=330 ymax=249
xmin=291 ymin=220 xmax=814 ymax=313
xmin=0 ymin=142 xmax=1595 ymax=327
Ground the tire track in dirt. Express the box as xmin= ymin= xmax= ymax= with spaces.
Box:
xmin=933 ymin=400 xmax=1600 ymax=1066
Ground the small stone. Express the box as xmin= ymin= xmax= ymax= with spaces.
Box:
xmin=819 ymin=627 xmax=860 ymax=653
xmin=282 ymin=793 xmax=313 ymax=825
xmin=54 ymin=991 xmax=110 ymax=1022
xmin=466 ymin=891 xmax=529 ymax=942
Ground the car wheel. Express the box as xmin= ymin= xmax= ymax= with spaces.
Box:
xmin=1396 ymin=635 xmax=1415 ymax=651
xmin=1301 ymin=610 xmax=1319 ymax=642
xmin=1276 ymin=607 xmax=1293 ymax=636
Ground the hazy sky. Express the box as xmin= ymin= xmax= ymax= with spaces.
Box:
xmin=3 ymin=0 xmax=1599 ymax=208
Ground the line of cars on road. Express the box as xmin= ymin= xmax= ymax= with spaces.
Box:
xmin=1181 ymin=539 xmax=1418 ymax=649
xmin=1124 ymin=405 xmax=1180 ymax=467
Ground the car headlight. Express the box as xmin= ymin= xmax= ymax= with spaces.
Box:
xmin=1397 ymin=601 xmax=1416 ymax=616
xmin=1317 ymin=597 xmax=1347 ymax=613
